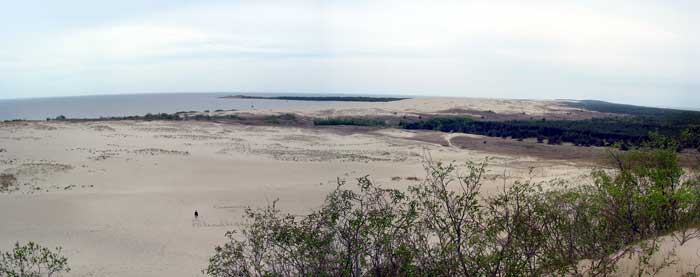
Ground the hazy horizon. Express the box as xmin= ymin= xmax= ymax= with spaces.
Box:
xmin=1 ymin=1 xmax=697 ymax=108
xmin=2 ymin=91 xmax=699 ymax=112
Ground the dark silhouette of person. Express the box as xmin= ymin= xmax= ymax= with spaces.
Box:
xmin=194 ymin=210 xmax=199 ymax=219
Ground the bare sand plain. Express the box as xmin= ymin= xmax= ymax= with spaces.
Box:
xmin=209 ymin=97 xmax=611 ymax=120
xmin=0 ymin=98 xmax=697 ymax=276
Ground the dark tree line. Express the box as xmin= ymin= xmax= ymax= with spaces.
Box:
xmin=563 ymin=100 xmax=700 ymax=126
xmin=314 ymin=118 xmax=386 ymax=127
xmin=401 ymin=117 xmax=699 ymax=150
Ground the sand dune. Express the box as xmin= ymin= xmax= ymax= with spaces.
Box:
xmin=0 ymin=98 xmax=695 ymax=276
xmin=207 ymin=97 xmax=610 ymax=120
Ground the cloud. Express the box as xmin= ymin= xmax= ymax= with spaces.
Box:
xmin=0 ymin=0 xmax=697 ymax=108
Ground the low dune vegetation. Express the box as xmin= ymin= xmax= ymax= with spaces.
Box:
xmin=205 ymin=136 xmax=700 ymax=276
xmin=401 ymin=117 xmax=700 ymax=150
xmin=0 ymin=173 xmax=17 ymax=193
xmin=39 ymin=99 xmax=700 ymax=152
xmin=314 ymin=118 xmax=387 ymax=127
xmin=0 ymin=241 xmax=70 ymax=276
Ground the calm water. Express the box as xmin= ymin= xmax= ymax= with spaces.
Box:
xmin=0 ymin=93 xmax=345 ymax=121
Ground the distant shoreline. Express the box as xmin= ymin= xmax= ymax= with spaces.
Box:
xmin=220 ymin=95 xmax=408 ymax=102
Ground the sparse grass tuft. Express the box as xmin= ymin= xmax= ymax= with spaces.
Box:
xmin=0 ymin=174 xmax=17 ymax=192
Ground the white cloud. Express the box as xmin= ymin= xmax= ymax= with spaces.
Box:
xmin=0 ymin=0 xmax=697 ymax=107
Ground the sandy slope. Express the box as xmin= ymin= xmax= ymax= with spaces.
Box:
xmin=0 ymin=119 xmax=592 ymax=276
xmin=0 ymin=97 xmax=695 ymax=276
xmin=209 ymin=97 xmax=607 ymax=119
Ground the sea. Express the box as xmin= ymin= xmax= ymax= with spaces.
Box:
xmin=0 ymin=92 xmax=350 ymax=121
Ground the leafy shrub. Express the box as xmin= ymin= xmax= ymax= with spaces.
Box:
xmin=0 ymin=241 xmax=70 ymax=277
xmin=206 ymin=137 xmax=700 ymax=276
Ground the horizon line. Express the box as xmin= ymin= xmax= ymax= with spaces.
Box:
xmin=1 ymin=91 xmax=698 ymax=111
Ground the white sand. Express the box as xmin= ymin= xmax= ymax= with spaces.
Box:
xmin=0 ymin=98 xmax=694 ymax=276
xmin=210 ymin=97 xmax=594 ymax=118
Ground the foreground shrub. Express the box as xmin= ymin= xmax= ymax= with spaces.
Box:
xmin=0 ymin=241 xmax=70 ymax=277
xmin=206 ymin=141 xmax=700 ymax=276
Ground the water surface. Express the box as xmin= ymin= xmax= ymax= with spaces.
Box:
xmin=0 ymin=93 xmax=344 ymax=121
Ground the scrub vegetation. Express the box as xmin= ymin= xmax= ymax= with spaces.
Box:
xmin=205 ymin=135 xmax=700 ymax=276
xmin=0 ymin=242 xmax=70 ymax=277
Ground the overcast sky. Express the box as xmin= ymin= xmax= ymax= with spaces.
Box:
xmin=0 ymin=0 xmax=697 ymax=108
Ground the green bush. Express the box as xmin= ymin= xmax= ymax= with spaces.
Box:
xmin=205 ymin=138 xmax=700 ymax=276
xmin=0 ymin=241 xmax=70 ymax=277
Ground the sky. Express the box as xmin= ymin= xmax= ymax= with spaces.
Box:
xmin=0 ymin=0 xmax=697 ymax=108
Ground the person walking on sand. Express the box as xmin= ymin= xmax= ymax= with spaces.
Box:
xmin=194 ymin=209 xmax=199 ymax=219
